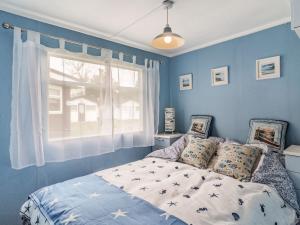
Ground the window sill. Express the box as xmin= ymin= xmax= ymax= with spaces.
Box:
xmin=48 ymin=130 xmax=144 ymax=143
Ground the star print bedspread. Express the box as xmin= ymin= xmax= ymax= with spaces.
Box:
xmin=21 ymin=158 xmax=297 ymax=225
xmin=96 ymin=158 xmax=298 ymax=225
xmin=20 ymin=174 xmax=187 ymax=225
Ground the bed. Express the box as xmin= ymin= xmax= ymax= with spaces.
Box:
xmin=20 ymin=118 xmax=299 ymax=225
xmin=20 ymin=156 xmax=298 ymax=225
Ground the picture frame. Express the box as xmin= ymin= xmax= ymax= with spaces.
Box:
xmin=256 ymin=56 xmax=280 ymax=80
xmin=211 ymin=66 xmax=228 ymax=86
xmin=179 ymin=73 xmax=193 ymax=90
xmin=187 ymin=115 xmax=213 ymax=139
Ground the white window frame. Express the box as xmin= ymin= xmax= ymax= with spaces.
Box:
xmin=47 ymin=51 xmax=145 ymax=141
xmin=48 ymin=85 xmax=63 ymax=115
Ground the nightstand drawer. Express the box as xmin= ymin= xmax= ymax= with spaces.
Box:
xmin=285 ymin=155 xmax=300 ymax=173
xmin=287 ymin=171 xmax=300 ymax=189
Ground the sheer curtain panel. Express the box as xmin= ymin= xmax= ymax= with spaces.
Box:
xmin=9 ymin=28 xmax=160 ymax=169
xmin=112 ymin=57 xmax=160 ymax=149
xmin=10 ymin=28 xmax=48 ymax=169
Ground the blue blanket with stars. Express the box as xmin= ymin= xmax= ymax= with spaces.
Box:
xmin=29 ymin=174 xmax=187 ymax=225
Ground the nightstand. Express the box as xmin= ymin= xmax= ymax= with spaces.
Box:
xmin=153 ymin=133 xmax=184 ymax=151
xmin=284 ymin=145 xmax=300 ymax=202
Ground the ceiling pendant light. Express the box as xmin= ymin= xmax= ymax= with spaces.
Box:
xmin=152 ymin=0 xmax=184 ymax=49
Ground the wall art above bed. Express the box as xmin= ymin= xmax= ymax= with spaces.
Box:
xmin=256 ymin=56 xmax=280 ymax=80
xmin=179 ymin=73 xmax=193 ymax=90
xmin=211 ymin=66 xmax=229 ymax=86
xmin=187 ymin=115 xmax=212 ymax=138
xmin=246 ymin=119 xmax=288 ymax=152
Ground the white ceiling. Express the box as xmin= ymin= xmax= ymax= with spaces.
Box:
xmin=0 ymin=0 xmax=291 ymax=57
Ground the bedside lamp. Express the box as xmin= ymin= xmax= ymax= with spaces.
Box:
xmin=165 ymin=108 xmax=175 ymax=133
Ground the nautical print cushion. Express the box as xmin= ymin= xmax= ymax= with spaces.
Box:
xmin=179 ymin=137 xmax=217 ymax=169
xmin=208 ymin=136 xmax=225 ymax=144
xmin=244 ymin=143 xmax=269 ymax=173
xmin=187 ymin=115 xmax=213 ymax=138
xmin=213 ymin=143 xmax=262 ymax=181
xmin=208 ymin=143 xmax=264 ymax=171
xmin=207 ymin=144 xmax=222 ymax=170
xmin=246 ymin=119 xmax=288 ymax=153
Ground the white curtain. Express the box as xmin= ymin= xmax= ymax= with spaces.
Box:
xmin=112 ymin=57 xmax=160 ymax=149
xmin=10 ymin=28 xmax=48 ymax=169
xmin=9 ymin=28 xmax=160 ymax=169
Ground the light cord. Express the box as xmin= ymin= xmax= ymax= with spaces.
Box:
xmin=167 ymin=7 xmax=169 ymax=25
xmin=109 ymin=3 xmax=163 ymax=39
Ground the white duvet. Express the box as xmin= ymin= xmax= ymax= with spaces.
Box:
xmin=96 ymin=158 xmax=297 ymax=225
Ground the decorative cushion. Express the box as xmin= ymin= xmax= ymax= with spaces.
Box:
xmin=245 ymin=143 xmax=269 ymax=173
xmin=207 ymin=137 xmax=225 ymax=169
xmin=187 ymin=115 xmax=213 ymax=138
xmin=252 ymin=151 xmax=299 ymax=212
xmin=179 ymin=137 xmax=217 ymax=169
xmin=213 ymin=143 xmax=262 ymax=181
xmin=208 ymin=143 xmax=265 ymax=171
xmin=246 ymin=119 xmax=288 ymax=153
xmin=207 ymin=147 xmax=221 ymax=170
xmin=146 ymin=136 xmax=188 ymax=161
xmin=208 ymin=136 xmax=225 ymax=144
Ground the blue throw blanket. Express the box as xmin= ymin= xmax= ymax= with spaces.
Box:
xmin=30 ymin=174 xmax=187 ymax=225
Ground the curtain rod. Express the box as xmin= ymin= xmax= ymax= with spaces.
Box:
xmin=1 ymin=22 xmax=164 ymax=65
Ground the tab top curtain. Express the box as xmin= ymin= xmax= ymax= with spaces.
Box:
xmin=9 ymin=28 xmax=160 ymax=169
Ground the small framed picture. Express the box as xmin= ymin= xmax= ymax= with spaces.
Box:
xmin=211 ymin=66 xmax=228 ymax=86
xmin=256 ymin=56 xmax=280 ymax=80
xmin=179 ymin=73 xmax=192 ymax=90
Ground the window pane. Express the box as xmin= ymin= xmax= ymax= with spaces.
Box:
xmin=48 ymin=55 xmax=144 ymax=141
xmin=48 ymin=55 xmax=106 ymax=140
xmin=49 ymin=98 xmax=61 ymax=112
xmin=70 ymin=87 xmax=85 ymax=98
xmin=49 ymin=87 xmax=61 ymax=97
xmin=48 ymin=85 xmax=62 ymax=114
xmin=112 ymin=66 xmax=143 ymax=133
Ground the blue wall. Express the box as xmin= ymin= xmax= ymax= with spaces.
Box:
xmin=0 ymin=11 xmax=169 ymax=224
xmin=169 ymin=23 xmax=300 ymax=145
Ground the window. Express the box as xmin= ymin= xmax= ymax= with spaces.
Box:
xmin=111 ymin=66 xmax=143 ymax=134
xmin=48 ymin=54 xmax=143 ymax=141
xmin=48 ymin=85 xmax=63 ymax=114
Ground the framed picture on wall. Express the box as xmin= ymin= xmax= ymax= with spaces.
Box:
xmin=179 ymin=73 xmax=193 ymax=90
xmin=211 ymin=66 xmax=228 ymax=86
xmin=256 ymin=56 xmax=280 ymax=80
